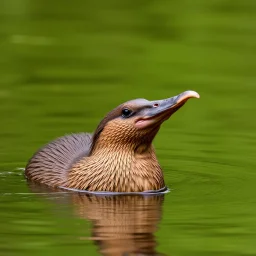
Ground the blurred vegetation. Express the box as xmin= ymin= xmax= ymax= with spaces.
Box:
xmin=0 ymin=0 xmax=256 ymax=255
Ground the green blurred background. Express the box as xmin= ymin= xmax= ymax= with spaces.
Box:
xmin=0 ymin=0 xmax=256 ymax=255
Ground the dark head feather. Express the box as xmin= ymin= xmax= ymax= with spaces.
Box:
xmin=89 ymin=103 xmax=125 ymax=154
xmin=89 ymin=98 xmax=152 ymax=154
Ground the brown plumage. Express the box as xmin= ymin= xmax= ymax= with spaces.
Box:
xmin=25 ymin=90 xmax=199 ymax=192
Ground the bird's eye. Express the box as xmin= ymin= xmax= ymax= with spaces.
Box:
xmin=122 ymin=108 xmax=132 ymax=118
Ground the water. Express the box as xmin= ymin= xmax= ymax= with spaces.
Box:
xmin=0 ymin=0 xmax=256 ymax=255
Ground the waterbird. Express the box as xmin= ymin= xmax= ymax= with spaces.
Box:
xmin=25 ymin=90 xmax=200 ymax=192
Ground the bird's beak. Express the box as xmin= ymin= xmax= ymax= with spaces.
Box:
xmin=135 ymin=90 xmax=200 ymax=129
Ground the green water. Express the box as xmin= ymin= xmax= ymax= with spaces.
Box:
xmin=1 ymin=0 xmax=256 ymax=255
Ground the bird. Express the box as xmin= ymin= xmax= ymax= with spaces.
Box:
xmin=25 ymin=90 xmax=199 ymax=192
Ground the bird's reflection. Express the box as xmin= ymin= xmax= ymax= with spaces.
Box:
xmin=28 ymin=182 xmax=165 ymax=256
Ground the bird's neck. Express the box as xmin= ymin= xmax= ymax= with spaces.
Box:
xmin=68 ymin=143 xmax=165 ymax=192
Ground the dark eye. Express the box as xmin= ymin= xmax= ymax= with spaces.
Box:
xmin=122 ymin=108 xmax=132 ymax=118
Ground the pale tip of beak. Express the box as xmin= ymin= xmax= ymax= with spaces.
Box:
xmin=176 ymin=90 xmax=200 ymax=104
xmin=185 ymin=90 xmax=200 ymax=99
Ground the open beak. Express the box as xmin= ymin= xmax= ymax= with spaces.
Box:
xmin=135 ymin=90 xmax=200 ymax=129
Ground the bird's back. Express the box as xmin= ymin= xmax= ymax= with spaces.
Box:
xmin=25 ymin=133 xmax=93 ymax=187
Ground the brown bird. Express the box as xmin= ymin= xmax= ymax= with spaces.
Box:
xmin=25 ymin=90 xmax=199 ymax=192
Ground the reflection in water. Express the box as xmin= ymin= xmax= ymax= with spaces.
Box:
xmin=28 ymin=182 xmax=165 ymax=256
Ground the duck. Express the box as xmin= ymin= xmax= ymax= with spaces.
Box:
xmin=25 ymin=90 xmax=199 ymax=192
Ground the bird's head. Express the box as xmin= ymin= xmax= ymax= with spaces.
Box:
xmin=90 ymin=90 xmax=199 ymax=154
